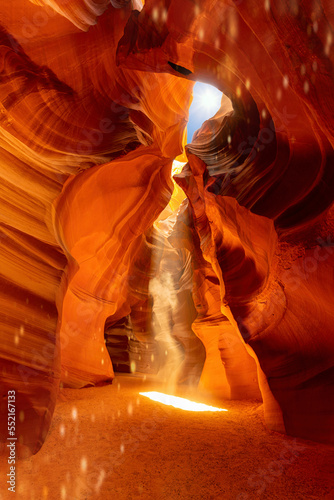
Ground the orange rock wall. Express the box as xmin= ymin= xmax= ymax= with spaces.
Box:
xmin=0 ymin=0 xmax=333 ymax=455
xmin=0 ymin=1 xmax=192 ymax=455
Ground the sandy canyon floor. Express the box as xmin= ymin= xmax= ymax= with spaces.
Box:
xmin=1 ymin=374 xmax=334 ymax=500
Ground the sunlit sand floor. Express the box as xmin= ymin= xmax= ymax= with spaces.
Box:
xmin=1 ymin=374 xmax=334 ymax=500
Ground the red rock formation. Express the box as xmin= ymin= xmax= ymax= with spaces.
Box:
xmin=54 ymin=145 xmax=177 ymax=388
xmin=118 ymin=0 xmax=334 ymax=443
xmin=0 ymin=1 xmax=191 ymax=456
xmin=0 ymin=0 xmax=334 ymax=457
xmin=168 ymin=201 xmax=262 ymax=401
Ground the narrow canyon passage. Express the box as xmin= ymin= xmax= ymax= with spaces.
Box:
xmin=2 ymin=374 xmax=333 ymax=500
xmin=1 ymin=2 xmax=334 ymax=498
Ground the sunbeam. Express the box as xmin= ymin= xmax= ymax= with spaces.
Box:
xmin=139 ymin=392 xmax=228 ymax=412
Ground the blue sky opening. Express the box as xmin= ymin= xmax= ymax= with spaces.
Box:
xmin=187 ymin=82 xmax=223 ymax=143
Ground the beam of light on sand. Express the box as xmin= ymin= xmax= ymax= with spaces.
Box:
xmin=139 ymin=392 xmax=228 ymax=412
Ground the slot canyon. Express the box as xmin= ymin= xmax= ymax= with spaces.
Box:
xmin=0 ymin=0 xmax=334 ymax=498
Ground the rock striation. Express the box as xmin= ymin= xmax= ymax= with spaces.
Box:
xmin=0 ymin=0 xmax=333 ymax=455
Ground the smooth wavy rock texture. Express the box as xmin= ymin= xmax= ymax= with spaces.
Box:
xmin=0 ymin=0 xmax=333 ymax=457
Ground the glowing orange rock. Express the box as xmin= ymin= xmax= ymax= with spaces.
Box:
xmin=119 ymin=0 xmax=334 ymax=444
xmin=0 ymin=0 xmax=334 ymax=457
xmin=0 ymin=1 xmax=191 ymax=455
xmin=54 ymin=145 xmax=176 ymax=387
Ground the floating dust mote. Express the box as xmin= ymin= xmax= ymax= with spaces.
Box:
xmin=139 ymin=392 xmax=228 ymax=412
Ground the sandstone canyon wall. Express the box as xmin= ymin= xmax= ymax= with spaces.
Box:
xmin=0 ymin=0 xmax=333 ymax=456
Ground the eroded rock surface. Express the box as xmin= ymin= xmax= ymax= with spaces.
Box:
xmin=0 ymin=0 xmax=333 ymax=455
